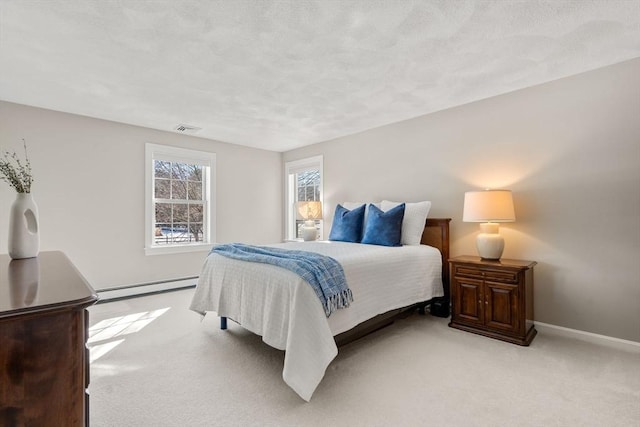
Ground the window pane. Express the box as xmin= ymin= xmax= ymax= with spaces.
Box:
xmin=297 ymin=170 xmax=319 ymax=189
xmin=295 ymin=170 xmax=320 ymax=203
xmin=189 ymin=204 xmax=203 ymax=222
xmin=154 ymin=160 xmax=171 ymax=178
xmin=155 ymin=178 xmax=170 ymax=199
xmin=154 ymin=223 xmax=172 ymax=245
xmin=305 ymin=187 xmax=315 ymax=200
xmin=189 ymin=223 xmax=203 ymax=242
xmin=155 ymin=203 xmax=172 ymax=223
xmin=173 ymin=204 xmax=188 ymax=223
xmin=188 ymin=165 xmax=202 ymax=181
xmin=171 ymin=180 xmax=187 ymax=200
xmin=188 ymin=181 xmax=202 ymax=200
xmin=171 ymin=163 xmax=188 ymax=180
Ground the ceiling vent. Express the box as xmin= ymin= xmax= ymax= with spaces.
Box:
xmin=174 ymin=124 xmax=202 ymax=133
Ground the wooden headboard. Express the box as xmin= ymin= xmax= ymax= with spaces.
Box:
xmin=420 ymin=218 xmax=451 ymax=315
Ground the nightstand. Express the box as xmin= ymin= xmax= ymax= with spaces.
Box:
xmin=449 ymin=256 xmax=537 ymax=346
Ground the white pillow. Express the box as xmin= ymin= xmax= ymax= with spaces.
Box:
xmin=381 ymin=200 xmax=431 ymax=245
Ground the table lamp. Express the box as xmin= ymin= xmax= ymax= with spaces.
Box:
xmin=296 ymin=201 xmax=322 ymax=241
xmin=463 ymin=190 xmax=515 ymax=260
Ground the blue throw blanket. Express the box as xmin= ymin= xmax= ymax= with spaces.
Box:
xmin=211 ymin=243 xmax=353 ymax=317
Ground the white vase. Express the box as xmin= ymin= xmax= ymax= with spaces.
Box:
xmin=8 ymin=192 xmax=40 ymax=260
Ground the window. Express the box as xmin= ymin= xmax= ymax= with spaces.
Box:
xmin=285 ymin=156 xmax=323 ymax=240
xmin=145 ymin=143 xmax=216 ymax=255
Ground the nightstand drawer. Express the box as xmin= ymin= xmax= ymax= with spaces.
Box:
xmin=454 ymin=266 xmax=519 ymax=283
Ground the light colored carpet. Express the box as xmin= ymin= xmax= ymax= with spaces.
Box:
xmin=88 ymin=289 xmax=640 ymax=427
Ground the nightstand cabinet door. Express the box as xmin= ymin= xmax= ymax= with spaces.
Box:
xmin=449 ymin=256 xmax=537 ymax=346
xmin=484 ymin=281 xmax=519 ymax=333
xmin=454 ymin=277 xmax=484 ymax=326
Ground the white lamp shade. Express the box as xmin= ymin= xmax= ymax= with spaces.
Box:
xmin=463 ymin=190 xmax=515 ymax=223
xmin=296 ymin=201 xmax=323 ymax=220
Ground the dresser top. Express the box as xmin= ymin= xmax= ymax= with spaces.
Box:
xmin=0 ymin=251 xmax=97 ymax=318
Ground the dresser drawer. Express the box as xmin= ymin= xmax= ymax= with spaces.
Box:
xmin=454 ymin=265 xmax=519 ymax=283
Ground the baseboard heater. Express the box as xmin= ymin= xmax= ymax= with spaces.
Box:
xmin=96 ymin=277 xmax=198 ymax=303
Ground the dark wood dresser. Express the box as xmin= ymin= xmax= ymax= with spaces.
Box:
xmin=449 ymin=255 xmax=537 ymax=346
xmin=0 ymin=251 xmax=97 ymax=426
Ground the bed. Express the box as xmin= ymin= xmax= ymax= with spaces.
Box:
xmin=190 ymin=218 xmax=450 ymax=401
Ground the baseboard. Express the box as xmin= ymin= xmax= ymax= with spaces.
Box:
xmin=534 ymin=321 xmax=640 ymax=353
xmin=96 ymin=277 xmax=197 ymax=303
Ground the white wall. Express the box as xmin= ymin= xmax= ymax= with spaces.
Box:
xmin=0 ymin=102 xmax=282 ymax=289
xmin=283 ymin=59 xmax=640 ymax=342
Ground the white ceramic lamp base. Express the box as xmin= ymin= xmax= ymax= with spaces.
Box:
xmin=302 ymin=220 xmax=317 ymax=241
xmin=476 ymin=223 xmax=504 ymax=260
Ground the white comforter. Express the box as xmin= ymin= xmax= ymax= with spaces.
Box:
xmin=189 ymin=241 xmax=443 ymax=401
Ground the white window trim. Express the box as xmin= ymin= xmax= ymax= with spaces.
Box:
xmin=284 ymin=155 xmax=323 ymax=241
xmin=145 ymin=143 xmax=216 ymax=256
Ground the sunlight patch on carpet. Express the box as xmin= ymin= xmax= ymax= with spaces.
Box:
xmin=88 ymin=307 xmax=171 ymax=362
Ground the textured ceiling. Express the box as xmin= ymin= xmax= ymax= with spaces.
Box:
xmin=1 ymin=1 xmax=639 ymax=152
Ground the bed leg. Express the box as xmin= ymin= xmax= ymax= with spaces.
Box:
xmin=220 ymin=316 xmax=227 ymax=330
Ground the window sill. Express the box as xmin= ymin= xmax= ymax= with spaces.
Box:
xmin=145 ymin=243 xmax=213 ymax=256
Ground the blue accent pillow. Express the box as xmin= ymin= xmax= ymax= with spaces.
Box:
xmin=361 ymin=203 xmax=405 ymax=247
xmin=328 ymin=204 xmax=365 ymax=243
